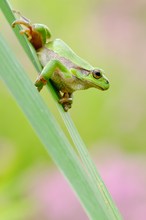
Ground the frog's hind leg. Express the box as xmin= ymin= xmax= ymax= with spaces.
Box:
xmin=12 ymin=17 xmax=44 ymax=49
xmin=12 ymin=18 xmax=51 ymax=49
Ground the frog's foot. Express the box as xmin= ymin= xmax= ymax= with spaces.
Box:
xmin=19 ymin=29 xmax=32 ymax=41
xmin=62 ymin=103 xmax=72 ymax=112
xmin=59 ymin=92 xmax=73 ymax=112
xmin=35 ymin=75 xmax=47 ymax=92
xmin=12 ymin=19 xmax=33 ymax=40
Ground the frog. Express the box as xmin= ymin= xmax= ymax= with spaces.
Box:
xmin=12 ymin=13 xmax=109 ymax=111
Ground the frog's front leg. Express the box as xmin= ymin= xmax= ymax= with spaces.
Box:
xmin=59 ymin=92 xmax=73 ymax=111
xmin=35 ymin=59 xmax=73 ymax=111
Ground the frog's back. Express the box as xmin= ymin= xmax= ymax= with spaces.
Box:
xmin=46 ymin=39 xmax=93 ymax=70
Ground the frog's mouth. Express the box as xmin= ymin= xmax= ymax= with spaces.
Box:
xmin=96 ymin=86 xmax=106 ymax=91
xmin=90 ymin=82 xmax=109 ymax=91
xmin=94 ymin=80 xmax=109 ymax=91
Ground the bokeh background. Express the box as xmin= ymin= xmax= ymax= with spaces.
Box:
xmin=1 ymin=0 xmax=146 ymax=219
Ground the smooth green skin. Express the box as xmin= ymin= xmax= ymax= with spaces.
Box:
xmin=13 ymin=19 xmax=109 ymax=111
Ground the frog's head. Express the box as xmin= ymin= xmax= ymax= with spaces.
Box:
xmin=86 ymin=69 xmax=109 ymax=91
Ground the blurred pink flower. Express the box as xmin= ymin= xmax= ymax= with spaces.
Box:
xmin=95 ymin=149 xmax=146 ymax=220
xmin=28 ymin=149 xmax=146 ymax=220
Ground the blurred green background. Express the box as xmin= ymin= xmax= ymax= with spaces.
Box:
xmin=0 ymin=0 xmax=146 ymax=219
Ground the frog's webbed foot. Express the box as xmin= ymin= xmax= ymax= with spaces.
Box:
xmin=59 ymin=92 xmax=73 ymax=112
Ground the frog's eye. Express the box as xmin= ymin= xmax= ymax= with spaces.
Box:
xmin=92 ymin=70 xmax=102 ymax=79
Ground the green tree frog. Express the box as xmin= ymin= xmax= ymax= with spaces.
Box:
xmin=12 ymin=13 xmax=109 ymax=111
